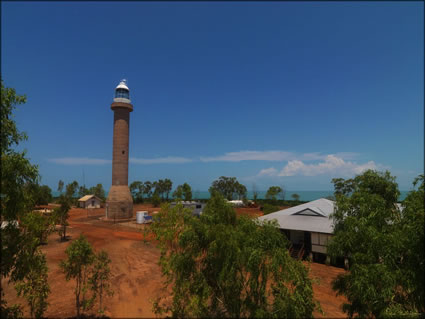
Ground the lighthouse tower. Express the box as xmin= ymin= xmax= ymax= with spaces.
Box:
xmin=106 ymin=79 xmax=133 ymax=219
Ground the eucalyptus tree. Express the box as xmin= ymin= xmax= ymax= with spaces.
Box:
xmin=150 ymin=192 xmax=318 ymax=317
xmin=173 ymin=183 xmax=192 ymax=201
xmin=89 ymin=250 xmax=114 ymax=315
xmin=130 ymin=181 xmax=143 ymax=203
xmin=209 ymin=176 xmax=247 ymax=200
xmin=328 ymin=170 xmax=424 ymax=317
xmin=57 ymin=180 xmax=64 ymax=194
xmin=1 ymin=81 xmax=50 ymax=317
xmin=60 ymin=235 xmax=96 ymax=318
xmin=265 ymin=186 xmax=284 ymax=203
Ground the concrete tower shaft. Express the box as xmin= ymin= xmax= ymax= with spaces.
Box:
xmin=106 ymin=80 xmax=134 ymax=219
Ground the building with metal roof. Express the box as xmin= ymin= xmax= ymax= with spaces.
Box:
xmin=257 ymin=198 xmax=336 ymax=263
xmin=257 ymin=198 xmax=404 ymax=266
xmin=78 ymin=195 xmax=102 ymax=209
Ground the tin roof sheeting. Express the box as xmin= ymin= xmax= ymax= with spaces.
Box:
xmin=257 ymin=198 xmax=335 ymax=234
xmin=78 ymin=195 xmax=100 ymax=202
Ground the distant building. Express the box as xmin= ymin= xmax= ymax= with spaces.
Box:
xmin=78 ymin=195 xmax=102 ymax=209
xmin=227 ymin=200 xmax=245 ymax=207
xmin=170 ymin=201 xmax=205 ymax=216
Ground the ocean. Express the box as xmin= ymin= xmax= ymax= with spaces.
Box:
xmin=54 ymin=190 xmax=410 ymax=202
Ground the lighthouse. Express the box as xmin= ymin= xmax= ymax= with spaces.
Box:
xmin=106 ymin=79 xmax=133 ymax=219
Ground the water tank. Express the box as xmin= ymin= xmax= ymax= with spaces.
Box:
xmin=136 ymin=211 xmax=147 ymax=224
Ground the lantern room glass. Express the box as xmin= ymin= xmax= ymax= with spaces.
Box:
xmin=115 ymin=88 xmax=129 ymax=99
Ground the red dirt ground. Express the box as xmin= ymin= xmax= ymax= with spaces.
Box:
xmin=2 ymin=204 xmax=347 ymax=318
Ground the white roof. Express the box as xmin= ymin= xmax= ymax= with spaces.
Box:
xmin=257 ymin=198 xmax=335 ymax=234
xmin=115 ymin=79 xmax=129 ymax=91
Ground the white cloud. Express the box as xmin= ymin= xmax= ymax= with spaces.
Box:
xmin=48 ymin=156 xmax=192 ymax=165
xmin=278 ymin=155 xmax=378 ymax=177
xmin=200 ymin=150 xmax=294 ymax=162
xmin=48 ymin=157 xmax=111 ymax=165
xmin=199 ymin=150 xmax=360 ymax=163
xmin=130 ymin=156 xmax=192 ymax=164
xmin=258 ymin=167 xmax=278 ymax=176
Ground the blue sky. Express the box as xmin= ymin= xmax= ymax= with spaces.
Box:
xmin=2 ymin=2 xmax=423 ymax=192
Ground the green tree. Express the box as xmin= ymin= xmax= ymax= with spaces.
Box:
xmin=130 ymin=181 xmax=143 ymax=203
xmin=396 ymin=175 xmax=424 ymax=315
xmin=60 ymin=234 xmax=96 ymax=318
xmin=21 ymin=211 xmax=55 ymax=246
xmin=15 ymin=251 xmax=50 ymax=319
xmin=209 ymin=176 xmax=247 ymax=200
xmin=173 ymin=183 xmax=193 ymax=201
xmin=150 ymin=192 xmax=318 ymax=317
xmin=89 ymin=250 xmax=114 ymax=315
xmin=182 ymin=182 xmax=192 ymax=201
xmin=32 ymin=184 xmax=53 ymax=206
xmin=88 ymin=183 xmax=106 ymax=201
xmin=328 ymin=170 xmax=424 ymax=317
xmin=78 ymin=185 xmax=89 ymax=198
xmin=152 ymin=193 xmax=161 ymax=207
xmin=57 ymin=180 xmax=64 ymax=194
xmin=163 ymin=179 xmax=173 ymax=200
xmin=143 ymin=181 xmax=153 ymax=199
xmin=1 ymin=81 xmax=50 ymax=316
xmin=265 ymin=186 xmax=283 ymax=204
xmin=291 ymin=193 xmax=300 ymax=203
xmin=65 ymin=180 xmax=79 ymax=201
xmin=153 ymin=180 xmax=162 ymax=199
xmin=172 ymin=185 xmax=184 ymax=200
xmin=262 ymin=203 xmax=280 ymax=215
xmin=54 ymin=195 xmax=71 ymax=241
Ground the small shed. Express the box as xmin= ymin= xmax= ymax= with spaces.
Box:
xmin=78 ymin=195 xmax=102 ymax=209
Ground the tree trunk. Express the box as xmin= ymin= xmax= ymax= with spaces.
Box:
xmin=76 ymin=273 xmax=81 ymax=318
xmin=99 ymin=281 xmax=103 ymax=312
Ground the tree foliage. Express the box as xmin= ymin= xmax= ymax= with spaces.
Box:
xmin=265 ymin=186 xmax=284 ymax=203
xmin=60 ymin=234 xmax=96 ymax=318
xmin=21 ymin=211 xmax=55 ymax=246
xmin=149 ymin=192 xmax=318 ymax=318
xmin=173 ymin=183 xmax=192 ymax=201
xmin=262 ymin=203 xmax=280 ymax=215
xmin=291 ymin=193 xmax=300 ymax=203
xmin=209 ymin=176 xmax=247 ymax=200
xmin=54 ymin=194 xmax=71 ymax=241
xmin=60 ymin=235 xmax=113 ymax=317
xmin=57 ymin=180 xmax=64 ymax=194
xmin=89 ymin=183 xmax=106 ymax=201
xmin=77 ymin=183 xmax=106 ymax=202
xmin=1 ymin=81 xmax=50 ymax=317
xmin=328 ymin=170 xmax=424 ymax=317
xmin=130 ymin=180 xmax=144 ymax=203
xmin=15 ymin=251 xmax=50 ymax=319
xmin=153 ymin=179 xmax=173 ymax=200
xmin=89 ymin=250 xmax=113 ymax=315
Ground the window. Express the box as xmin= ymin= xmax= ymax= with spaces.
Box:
xmin=115 ymin=88 xmax=129 ymax=99
xmin=196 ymin=205 xmax=202 ymax=209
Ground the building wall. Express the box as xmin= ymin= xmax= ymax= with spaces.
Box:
xmin=79 ymin=198 xmax=101 ymax=209
xmin=311 ymin=232 xmax=332 ymax=254
xmin=289 ymin=230 xmax=305 ymax=244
